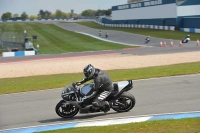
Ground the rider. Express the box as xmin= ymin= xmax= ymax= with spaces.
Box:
xmin=145 ymin=36 xmax=150 ymax=42
xmin=182 ymin=35 xmax=190 ymax=43
xmin=76 ymin=64 xmax=112 ymax=113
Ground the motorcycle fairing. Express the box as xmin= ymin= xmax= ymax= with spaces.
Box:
xmin=80 ymin=84 xmax=94 ymax=96
xmin=117 ymin=80 xmax=133 ymax=92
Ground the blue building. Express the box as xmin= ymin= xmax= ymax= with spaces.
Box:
xmin=101 ymin=0 xmax=200 ymax=29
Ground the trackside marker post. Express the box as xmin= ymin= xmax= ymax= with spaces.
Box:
xmin=179 ymin=40 xmax=182 ymax=47
xmin=170 ymin=40 xmax=174 ymax=47
xmin=163 ymin=41 xmax=166 ymax=47
xmin=160 ymin=41 xmax=163 ymax=47
xmin=197 ymin=39 xmax=200 ymax=46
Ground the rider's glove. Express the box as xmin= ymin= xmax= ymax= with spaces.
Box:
xmin=76 ymin=81 xmax=81 ymax=86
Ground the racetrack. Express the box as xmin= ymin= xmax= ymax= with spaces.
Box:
xmin=0 ymin=74 xmax=200 ymax=130
xmin=55 ymin=22 xmax=196 ymax=47
xmin=0 ymin=22 xmax=200 ymax=63
xmin=0 ymin=22 xmax=200 ymax=131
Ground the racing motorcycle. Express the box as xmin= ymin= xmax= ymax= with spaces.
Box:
xmin=144 ymin=36 xmax=150 ymax=44
xmin=55 ymin=80 xmax=136 ymax=118
xmin=182 ymin=35 xmax=190 ymax=43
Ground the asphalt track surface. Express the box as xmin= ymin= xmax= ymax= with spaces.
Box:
xmin=0 ymin=22 xmax=200 ymax=131
xmin=56 ymin=22 xmax=189 ymax=46
xmin=0 ymin=22 xmax=200 ymax=63
xmin=0 ymin=74 xmax=200 ymax=130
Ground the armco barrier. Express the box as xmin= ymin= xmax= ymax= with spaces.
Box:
xmin=180 ymin=28 xmax=200 ymax=33
xmin=0 ymin=18 xmax=94 ymax=23
xmin=2 ymin=51 xmax=36 ymax=57
xmin=94 ymin=20 xmax=175 ymax=31
xmin=0 ymin=19 xmax=68 ymax=23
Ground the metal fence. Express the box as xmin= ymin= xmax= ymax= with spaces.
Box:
xmin=0 ymin=29 xmax=24 ymax=53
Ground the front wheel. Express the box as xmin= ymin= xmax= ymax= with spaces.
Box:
xmin=55 ymin=100 xmax=79 ymax=118
xmin=112 ymin=92 xmax=136 ymax=112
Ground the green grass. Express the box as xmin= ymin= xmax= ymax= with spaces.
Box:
xmin=0 ymin=62 xmax=200 ymax=95
xmin=0 ymin=22 xmax=133 ymax=54
xmin=36 ymin=118 xmax=200 ymax=133
xmin=76 ymin=21 xmax=200 ymax=41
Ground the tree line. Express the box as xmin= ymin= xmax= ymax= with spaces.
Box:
xmin=81 ymin=9 xmax=111 ymax=17
xmin=1 ymin=9 xmax=111 ymax=20
xmin=1 ymin=12 xmax=28 ymax=20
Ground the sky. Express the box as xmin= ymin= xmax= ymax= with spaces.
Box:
xmin=0 ymin=0 xmax=127 ymax=17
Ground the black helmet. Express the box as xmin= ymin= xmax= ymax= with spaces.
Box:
xmin=83 ymin=64 xmax=95 ymax=79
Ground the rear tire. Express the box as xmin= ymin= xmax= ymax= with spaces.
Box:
xmin=112 ymin=92 xmax=136 ymax=112
xmin=55 ymin=100 xmax=79 ymax=118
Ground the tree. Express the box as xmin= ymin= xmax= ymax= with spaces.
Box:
xmin=21 ymin=12 xmax=28 ymax=19
xmin=30 ymin=15 xmax=38 ymax=19
xmin=95 ymin=10 xmax=104 ymax=16
xmin=81 ymin=9 xmax=96 ymax=17
xmin=38 ymin=10 xmax=45 ymax=18
xmin=45 ymin=10 xmax=51 ymax=18
xmin=105 ymin=9 xmax=112 ymax=16
xmin=13 ymin=14 xmax=19 ymax=18
xmin=1 ymin=12 xmax=12 ymax=20
xmin=65 ymin=12 xmax=71 ymax=18
xmin=50 ymin=13 xmax=56 ymax=18
xmin=55 ymin=10 xmax=62 ymax=18
xmin=38 ymin=10 xmax=52 ymax=18
xmin=95 ymin=9 xmax=111 ymax=16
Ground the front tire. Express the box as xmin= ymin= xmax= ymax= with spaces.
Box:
xmin=55 ymin=100 xmax=79 ymax=118
xmin=112 ymin=92 xmax=136 ymax=112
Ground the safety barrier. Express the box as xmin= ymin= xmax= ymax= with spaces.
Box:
xmin=94 ymin=21 xmax=175 ymax=31
xmin=0 ymin=18 xmax=94 ymax=23
xmin=2 ymin=50 xmax=37 ymax=57
xmin=180 ymin=28 xmax=200 ymax=33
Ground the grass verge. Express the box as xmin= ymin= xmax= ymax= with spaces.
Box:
xmin=36 ymin=118 xmax=200 ymax=133
xmin=0 ymin=22 xmax=133 ymax=54
xmin=0 ymin=62 xmax=200 ymax=94
xmin=76 ymin=21 xmax=200 ymax=41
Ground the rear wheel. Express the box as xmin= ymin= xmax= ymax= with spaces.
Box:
xmin=112 ymin=92 xmax=136 ymax=112
xmin=55 ymin=100 xmax=79 ymax=118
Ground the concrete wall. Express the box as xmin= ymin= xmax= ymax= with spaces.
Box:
xmin=182 ymin=17 xmax=200 ymax=28
xmin=177 ymin=0 xmax=200 ymax=28
xmin=110 ymin=0 xmax=177 ymax=26
xmin=94 ymin=20 xmax=175 ymax=31
xmin=177 ymin=5 xmax=200 ymax=17
xmin=180 ymin=28 xmax=200 ymax=33
xmin=112 ymin=3 xmax=177 ymax=20
xmin=110 ymin=0 xmax=200 ymax=29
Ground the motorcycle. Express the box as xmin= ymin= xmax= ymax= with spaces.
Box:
xmin=55 ymin=80 xmax=136 ymax=118
xmin=144 ymin=37 xmax=150 ymax=44
xmin=182 ymin=35 xmax=190 ymax=43
xmin=144 ymin=39 xmax=150 ymax=44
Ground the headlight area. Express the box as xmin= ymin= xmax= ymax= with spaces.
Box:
xmin=62 ymin=93 xmax=76 ymax=101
